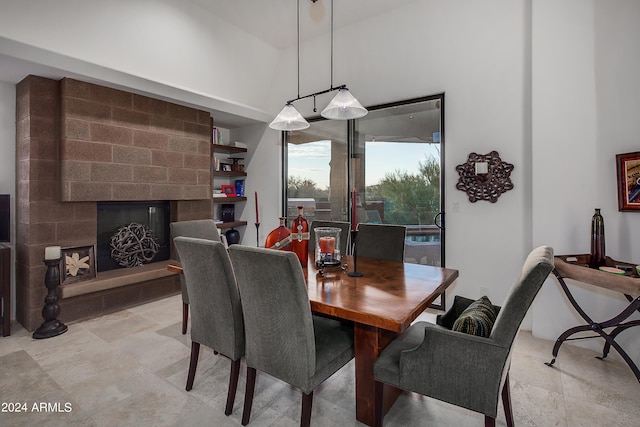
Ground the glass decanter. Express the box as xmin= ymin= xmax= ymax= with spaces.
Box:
xmin=265 ymin=217 xmax=292 ymax=251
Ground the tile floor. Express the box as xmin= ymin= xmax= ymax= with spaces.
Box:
xmin=1 ymin=294 xmax=638 ymax=426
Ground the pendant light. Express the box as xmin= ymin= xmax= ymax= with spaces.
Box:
xmin=269 ymin=0 xmax=367 ymax=131
xmin=321 ymin=87 xmax=367 ymax=120
xmin=269 ymin=102 xmax=309 ymax=131
xmin=320 ymin=0 xmax=367 ymax=120
xmin=269 ymin=0 xmax=310 ymax=131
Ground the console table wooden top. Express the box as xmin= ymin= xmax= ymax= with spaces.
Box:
xmin=554 ymin=254 xmax=640 ymax=299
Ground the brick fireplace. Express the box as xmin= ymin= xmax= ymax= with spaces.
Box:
xmin=15 ymin=75 xmax=215 ymax=331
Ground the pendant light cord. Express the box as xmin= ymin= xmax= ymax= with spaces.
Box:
xmin=297 ymin=0 xmax=301 ymax=99
xmin=330 ymin=0 xmax=334 ymax=89
xmin=269 ymin=0 xmax=366 ymax=129
xmin=285 ymin=0 xmax=346 ymax=106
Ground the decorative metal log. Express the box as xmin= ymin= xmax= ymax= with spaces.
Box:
xmin=110 ymin=222 xmax=159 ymax=268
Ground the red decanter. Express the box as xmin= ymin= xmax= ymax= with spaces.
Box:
xmin=265 ymin=217 xmax=292 ymax=251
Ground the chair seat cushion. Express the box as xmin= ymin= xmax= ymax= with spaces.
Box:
xmin=451 ymin=295 xmax=498 ymax=337
xmin=307 ymin=316 xmax=355 ymax=393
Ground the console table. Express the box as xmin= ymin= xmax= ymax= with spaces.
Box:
xmin=547 ymin=254 xmax=640 ymax=384
xmin=0 ymin=245 xmax=10 ymax=336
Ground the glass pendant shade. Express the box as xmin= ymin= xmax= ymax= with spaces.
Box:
xmin=269 ymin=103 xmax=310 ymax=131
xmin=320 ymin=88 xmax=368 ymax=120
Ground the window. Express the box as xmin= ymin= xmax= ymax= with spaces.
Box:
xmin=284 ymin=119 xmax=348 ymax=224
xmin=284 ymin=94 xmax=445 ymax=266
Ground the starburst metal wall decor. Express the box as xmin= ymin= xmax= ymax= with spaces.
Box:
xmin=455 ymin=151 xmax=514 ymax=203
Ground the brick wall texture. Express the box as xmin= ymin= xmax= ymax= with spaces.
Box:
xmin=60 ymin=78 xmax=211 ymax=202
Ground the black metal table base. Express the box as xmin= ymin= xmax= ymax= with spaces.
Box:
xmin=546 ymin=268 xmax=640 ymax=384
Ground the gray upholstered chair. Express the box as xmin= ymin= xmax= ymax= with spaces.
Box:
xmin=356 ymin=223 xmax=406 ymax=262
xmin=173 ymin=236 xmax=244 ymax=416
xmin=373 ymin=246 xmax=554 ymax=427
xmin=170 ymin=219 xmax=220 ymax=334
xmin=228 ymin=245 xmax=355 ymax=427
xmin=309 ymin=220 xmax=351 ymax=255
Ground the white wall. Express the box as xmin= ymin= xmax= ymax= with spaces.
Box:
xmin=227 ymin=125 xmax=283 ymax=247
xmin=532 ymin=0 xmax=640 ymax=364
xmin=0 ymin=0 xmax=279 ymax=112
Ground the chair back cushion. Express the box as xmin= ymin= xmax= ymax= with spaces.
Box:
xmin=356 ymin=223 xmax=406 ymax=262
xmin=491 ymin=246 xmax=554 ymax=346
xmin=170 ymin=219 xmax=220 ymax=245
xmin=174 ymin=237 xmax=244 ymax=360
xmin=170 ymin=219 xmax=221 ymax=304
xmin=228 ymin=245 xmax=316 ymax=387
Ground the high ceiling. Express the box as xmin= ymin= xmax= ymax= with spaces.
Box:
xmin=0 ymin=0 xmax=418 ymax=127
xmin=190 ymin=0 xmax=417 ymax=49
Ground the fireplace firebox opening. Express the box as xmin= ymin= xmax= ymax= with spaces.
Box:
xmin=97 ymin=201 xmax=170 ymax=272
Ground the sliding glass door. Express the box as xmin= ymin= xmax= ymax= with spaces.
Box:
xmin=354 ymin=96 xmax=444 ymax=266
xmin=284 ymin=94 xmax=444 ymax=266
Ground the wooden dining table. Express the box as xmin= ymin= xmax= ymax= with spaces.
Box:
xmin=168 ymin=252 xmax=459 ymax=426
xmin=304 ymin=254 xmax=458 ymax=426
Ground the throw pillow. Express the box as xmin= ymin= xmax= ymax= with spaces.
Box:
xmin=452 ymin=295 xmax=498 ymax=337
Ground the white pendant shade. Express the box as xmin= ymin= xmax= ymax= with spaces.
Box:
xmin=320 ymin=88 xmax=368 ymax=120
xmin=269 ymin=103 xmax=310 ymax=131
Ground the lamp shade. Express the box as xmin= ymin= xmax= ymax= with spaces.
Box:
xmin=269 ymin=103 xmax=310 ymax=131
xmin=320 ymin=88 xmax=368 ymax=120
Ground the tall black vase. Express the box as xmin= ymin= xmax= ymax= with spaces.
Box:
xmin=589 ymin=208 xmax=605 ymax=268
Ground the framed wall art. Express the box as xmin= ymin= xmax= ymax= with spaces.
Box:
xmin=616 ymin=151 xmax=640 ymax=211
xmin=62 ymin=245 xmax=96 ymax=284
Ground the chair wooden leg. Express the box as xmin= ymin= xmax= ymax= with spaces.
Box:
xmin=242 ymin=367 xmax=256 ymax=426
xmin=185 ymin=341 xmax=200 ymax=391
xmin=225 ymin=359 xmax=241 ymax=416
xmin=301 ymin=391 xmax=313 ymax=427
xmin=484 ymin=415 xmax=496 ymax=427
xmin=374 ymin=380 xmax=384 ymax=427
xmin=182 ymin=302 xmax=189 ymax=335
xmin=502 ymin=372 xmax=514 ymax=427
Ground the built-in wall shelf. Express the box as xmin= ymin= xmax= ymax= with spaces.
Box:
xmin=212 ymin=145 xmax=247 ymax=154
xmin=211 ymin=141 xmax=249 ymax=238
xmin=212 ymin=171 xmax=247 ymax=177
xmin=213 ymin=196 xmax=247 ymax=204
xmin=217 ymin=221 xmax=248 ymax=229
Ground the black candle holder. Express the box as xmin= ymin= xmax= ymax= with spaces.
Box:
xmin=348 ymin=230 xmax=363 ymax=277
xmin=255 ymin=222 xmax=260 ymax=247
xmin=33 ymin=258 xmax=68 ymax=339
